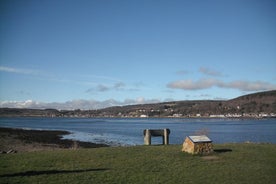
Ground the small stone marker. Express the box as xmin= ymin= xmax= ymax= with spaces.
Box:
xmin=182 ymin=135 xmax=213 ymax=154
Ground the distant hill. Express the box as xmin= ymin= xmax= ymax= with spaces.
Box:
xmin=0 ymin=90 xmax=275 ymax=118
xmin=98 ymin=90 xmax=276 ymax=117
xmin=225 ymin=90 xmax=276 ymax=114
xmin=0 ymin=108 xmax=60 ymax=117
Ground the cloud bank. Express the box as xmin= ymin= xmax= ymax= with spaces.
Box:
xmin=167 ymin=79 xmax=276 ymax=91
xmin=0 ymin=98 xmax=161 ymax=110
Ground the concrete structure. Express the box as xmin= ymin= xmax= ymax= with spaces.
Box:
xmin=143 ymin=129 xmax=170 ymax=145
xmin=182 ymin=135 xmax=213 ymax=154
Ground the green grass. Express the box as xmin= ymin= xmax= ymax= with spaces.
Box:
xmin=1 ymin=144 xmax=275 ymax=184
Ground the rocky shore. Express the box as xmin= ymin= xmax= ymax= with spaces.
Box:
xmin=0 ymin=127 xmax=108 ymax=153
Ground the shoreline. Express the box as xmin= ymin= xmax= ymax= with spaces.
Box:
xmin=0 ymin=127 xmax=109 ymax=153
xmin=1 ymin=115 xmax=275 ymax=119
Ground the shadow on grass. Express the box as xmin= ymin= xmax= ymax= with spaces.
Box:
xmin=0 ymin=168 xmax=109 ymax=177
xmin=214 ymin=149 xmax=232 ymax=153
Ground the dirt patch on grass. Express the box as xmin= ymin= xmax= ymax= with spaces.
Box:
xmin=201 ymin=155 xmax=220 ymax=161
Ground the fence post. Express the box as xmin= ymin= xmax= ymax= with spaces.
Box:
xmin=144 ymin=129 xmax=151 ymax=145
xmin=164 ymin=129 xmax=169 ymax=145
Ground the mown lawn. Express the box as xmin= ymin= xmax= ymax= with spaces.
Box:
xmin=0 ymin=144 xmax=275 ymax=184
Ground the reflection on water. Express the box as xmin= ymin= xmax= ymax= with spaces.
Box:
xmin=0 ymin=117 xmax=275 ymax=146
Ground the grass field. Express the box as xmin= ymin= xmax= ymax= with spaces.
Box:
xmin=0 ymin=144 xmax=275 ymax=184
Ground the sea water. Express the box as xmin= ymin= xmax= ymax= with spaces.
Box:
xmin=0 ymin=117 xmax=275 ymax=146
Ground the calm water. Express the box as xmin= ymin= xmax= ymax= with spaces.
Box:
xmin=0 ymin=117 xmax=275 ymax=146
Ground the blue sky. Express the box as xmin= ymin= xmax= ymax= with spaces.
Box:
xmin=0 ymin=0 xmax=276 ymax=109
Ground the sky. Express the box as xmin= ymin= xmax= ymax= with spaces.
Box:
xmin=0 ymin=0 xmax=276 ymax=110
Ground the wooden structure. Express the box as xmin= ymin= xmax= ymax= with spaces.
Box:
xmin=143 ymin=129 xmax=170 ymax=145
xmin=182 ymin=135 xmax=213 ymax=154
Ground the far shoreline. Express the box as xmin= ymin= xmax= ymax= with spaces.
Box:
xmin=1 ymin=115 xmax=275 ymax=119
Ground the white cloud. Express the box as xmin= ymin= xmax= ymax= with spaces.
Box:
xmin=0 ymin=66 xmax=40 ymax=75
xmin=86 ymin=82 xmax=129 ymax=93
xmin=97 ymin=84 xmax=110 ymax=92
xmin=82 ymin=74 xmax=122 ymax=83
xmin=167 ymin=78 xmax=219 ymax=90
xmin=199 ymin=67 xmax=223 ymax=77
xmin=167 ymin=78 xmax=276 ymax=92
xmin=114 ymin=82 xmax=125 ymax=90
xmin=0 ymin=66 xmax=117 ymax=88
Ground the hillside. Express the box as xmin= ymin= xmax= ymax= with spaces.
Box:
xmin=0 ymin=90 xmax=275 ymax=118
xmin=89 ymin=90 xmax=276 ymax=118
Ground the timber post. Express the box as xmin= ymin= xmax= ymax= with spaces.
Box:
xmin=144 ymin=129 xmax=151 ymax=145
xmin=164 ymin=128 xmax=169 ymax=145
